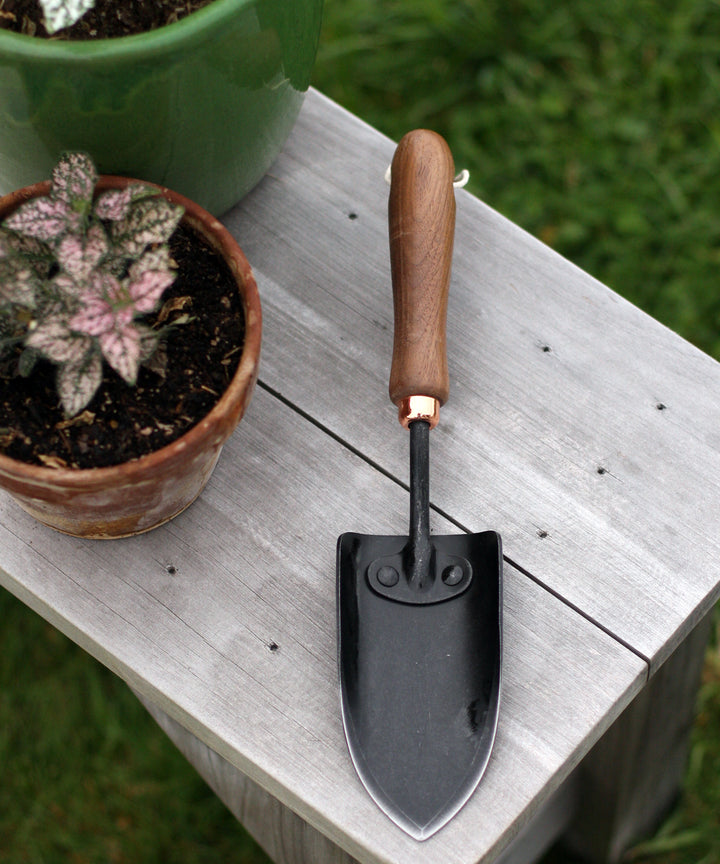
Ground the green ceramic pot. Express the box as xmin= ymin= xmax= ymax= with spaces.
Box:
xmin=0 ymin=0 xmax=322 ymax=214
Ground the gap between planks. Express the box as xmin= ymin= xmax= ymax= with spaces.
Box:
xmin=256 ymin=378 xmax=652 ymax=678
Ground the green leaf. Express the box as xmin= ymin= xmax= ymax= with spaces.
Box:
xmin=17 ymin=346 xmax=39 ymax=378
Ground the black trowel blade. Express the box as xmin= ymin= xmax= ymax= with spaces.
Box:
xmin=337 ymin=530 xmax=502 ymax=840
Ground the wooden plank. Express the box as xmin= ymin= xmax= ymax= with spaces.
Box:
xmin=135 ymin=690 xmax=578 ymax=864
xmin=0 ymin=387 xmax=646 ymax=864
xmin=222 ymin=89 xmax=720 ymax=670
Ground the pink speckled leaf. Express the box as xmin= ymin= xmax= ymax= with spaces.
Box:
xmin=69 ymin=270 xmax=124 ymax=336
xmin=51 ymin=152 xmax=97 ymax=207
xmin=27 ymin=317 xmax=93 ymax=364
xmin=129 ymin=245 xmax=172 ymax=277
xmin=112 ymin=198 xmax=184 ymax=257
xmin=57 ymin=351 xmax=103 ymax=417
xmin=94 ymin=184 xmax=156 ymax=221
xmin=0 ymin=230 xmax=54 ymax=277
xmin=94 ymin=187 xmax=133 ymax=221
xmin=57 ymin=236 xmax=84 ymax=272
xmin=4 ymin=197 xmax=71 ymax=242
xmin=100 ymin=324 xmax=141 ymax=384
xmin=0 ymin=260 xmax=37 ymax=308
xmin=128 ymin=268 xmax=175 ymax=313
xmin=57 ymin=223 xmax=108 ymax=281
xmin=69 ymin=293 xmax=115 ymax=336
xmin=53 ymin=272 xmax=83 ymax=300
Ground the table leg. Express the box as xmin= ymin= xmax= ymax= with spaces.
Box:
xmin=133 ymin=691 xmax=360 ymax=864
xmin=561 ymin=607 xmax=714 ymax=863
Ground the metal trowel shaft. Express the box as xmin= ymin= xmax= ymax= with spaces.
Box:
xmin=407 ymin=419 xmax=431 ymax=588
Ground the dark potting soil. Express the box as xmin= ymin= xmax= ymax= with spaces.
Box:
xmin=0 ymin=0 xmax=216 ymax=39
xmin=0 ymin=223 xmax=246 ymax=469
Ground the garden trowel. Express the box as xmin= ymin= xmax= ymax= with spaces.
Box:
xmin=337 ymin=130 xmax=502 ymax=840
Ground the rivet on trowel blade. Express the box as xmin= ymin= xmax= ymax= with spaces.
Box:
xmin=442 ymin=564 xmax=465 ymax=586
xmin=377 ymin=565 xmax=400 ymax=587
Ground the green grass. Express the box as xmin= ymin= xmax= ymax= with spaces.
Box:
xmin=0 ymin=589 xmax=272 ymax=864
xmin=2 ymin=0 xmax=720 ymax=862
xmin=314 ymin=0 xmax=720 ymax=361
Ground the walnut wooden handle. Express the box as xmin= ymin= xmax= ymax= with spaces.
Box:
xmin=388 ymin=129 xmax=455 ymax=417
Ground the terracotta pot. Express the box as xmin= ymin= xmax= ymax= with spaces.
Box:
xmin=0 ymin=177 xmax=262 ymax=538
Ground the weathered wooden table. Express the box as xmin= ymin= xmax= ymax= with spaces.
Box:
xmin=2 ymin=89 xmax=719 ymax=864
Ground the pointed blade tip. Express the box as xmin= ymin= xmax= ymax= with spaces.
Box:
xmin=342 ymin=712 xmax=494 ymax=843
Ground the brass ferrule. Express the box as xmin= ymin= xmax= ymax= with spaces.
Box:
xmin=398 ymin=395 xmax=440 ymax=430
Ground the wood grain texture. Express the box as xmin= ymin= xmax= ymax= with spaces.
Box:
xmin=0 ymin=386 xmax=646 ymax=864
xmin=388 ymin=129 xmax=454 ymax=407
xmin=136 ymin=690 xmax=577 ymax=864
xmin=223 ymin=89 xmax=720 ymax=671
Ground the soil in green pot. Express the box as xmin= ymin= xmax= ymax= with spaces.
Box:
xmin=0 ymin=0 xmax=216 ymax=39
xmin=0 ymin=223 xmax=245 ymax=469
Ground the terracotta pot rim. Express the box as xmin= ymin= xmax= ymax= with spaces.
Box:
xmin=0 ymin=175 xmax=262 ymax=491
xmin=0 ymin=0 xmax=252 ymax=58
